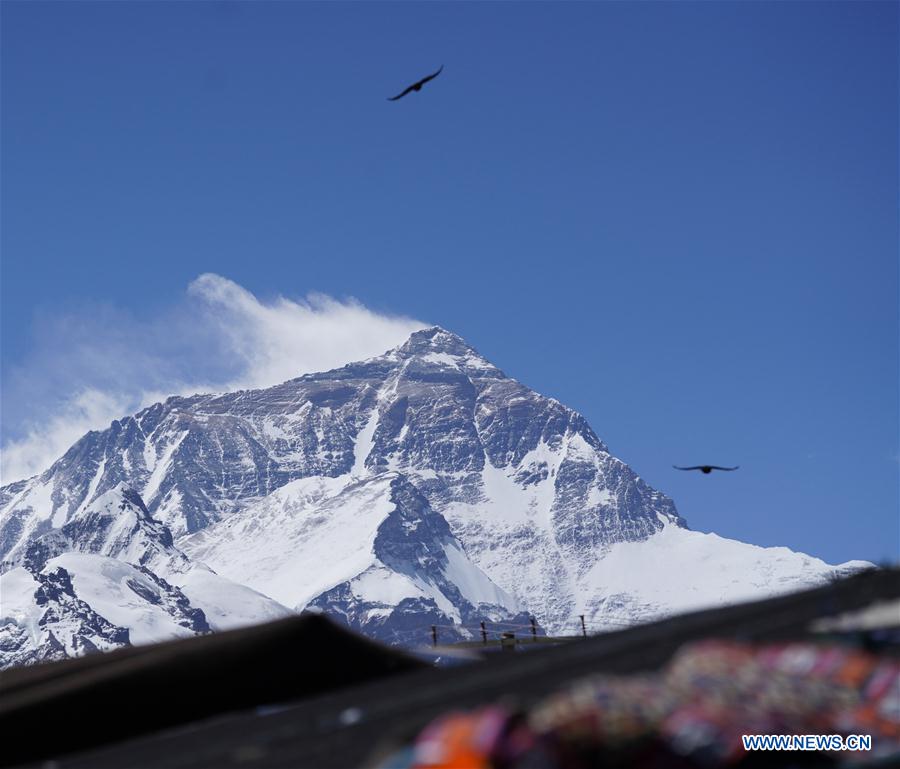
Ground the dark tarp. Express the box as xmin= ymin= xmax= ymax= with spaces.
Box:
xmin=0 ymin=613 xmax=425 ymax=767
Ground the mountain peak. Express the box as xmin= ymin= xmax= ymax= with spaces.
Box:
xmin=394 ymin=326 xmax=497 ymax=371
xmin=400 ymin=326 xmax=473 ymax=353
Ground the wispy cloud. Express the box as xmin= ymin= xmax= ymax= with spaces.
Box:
xmin=186 ymin=274 xmax=424 ymax=390
xmin=1 ymin=390 xmax=134 ymax=486
xmin=1 ymin=274 xmax=425 ymax=484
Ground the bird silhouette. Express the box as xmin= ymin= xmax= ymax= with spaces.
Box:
xmin=673 ymin=465 xmax=740 ymax=474
xmin=387 ymin=65 xmax=443 ymax=101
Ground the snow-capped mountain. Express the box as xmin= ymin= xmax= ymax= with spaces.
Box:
xmin=10 ymin=483 xmax=189 ymax=576
xmin=0 ymin=327 xmax=869 ymax=667
xmin=2 ymin=562 xmax=131 ymax=668
xmin=0 ymin=482 xmax=293 ymax=667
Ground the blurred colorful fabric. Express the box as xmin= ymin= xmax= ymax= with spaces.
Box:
xmin=376 ymin=640 xmax=899 ymax=768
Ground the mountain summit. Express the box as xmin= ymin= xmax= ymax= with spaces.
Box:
xmin=0 ymin=327 xmax=867 ymax=666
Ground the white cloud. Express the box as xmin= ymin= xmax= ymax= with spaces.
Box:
xmin=187 ymin=274 xmax=424 ymax=390
xmin=0 ymin=275 xmax=425 ymax=485
xmin=1 ymin=390 xmax=132 ymax=486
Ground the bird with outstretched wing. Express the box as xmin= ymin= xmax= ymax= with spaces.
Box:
xmin=673 ymin=465 xmax=740 ymax=474
xmin=387 ymin=65 xmax=443 ymax=101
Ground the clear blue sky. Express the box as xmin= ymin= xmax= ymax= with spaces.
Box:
xmin=2 ymin=1 xmax=897 ymax=565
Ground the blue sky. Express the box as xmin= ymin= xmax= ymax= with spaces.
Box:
xmin=2 ymin=1 xmax=897 ymax=565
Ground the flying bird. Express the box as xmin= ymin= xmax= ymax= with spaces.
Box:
xmin=387 ymin=65 xmax=443 ymax=101
xmin=673 ymin=465 xmax=740 ymax=474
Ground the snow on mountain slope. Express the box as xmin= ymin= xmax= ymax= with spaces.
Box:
xmin=4 ymin=483 xmax=189 ymax=576
xmin=182 ymin=474 xmax=398 ymax=609
xmin=0 ymin=563 xmax=130 ymax=667
xmin=181 ymin=472 xmax=523 ymax=643
xmin=45 ymin=552 xmax=209 ymax=644
xmin=571 ymin=517 xmax=873 ymax=632
xmin=174 ymin=567 xmax=293 ymax=632
xmin=0 ymin=477 xmax=59 ymax=571
xmin=0 ymin=326 xmax=872 ymax=665
xmin=432 ymin=431 xmax=672 ymax=630
xmin=0 ymin=552 xmax=293 ymax=668
xmin=0 ymin=485 xmax=292 ymax=667
xmin=2 ymin=567 xmax=45 ymax=645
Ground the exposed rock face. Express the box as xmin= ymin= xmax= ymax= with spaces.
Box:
xmin=0 ymin=564 xmax=131 ymax=668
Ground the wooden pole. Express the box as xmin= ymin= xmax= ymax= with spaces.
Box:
xmin=530 ymin=616 xmax=537 ymax=642
xmin=480 ymin=621 xmax=487 ymax=645
xmin=579 ymin=614 xmax=587 ymax=638
xmin=431 ymin=625 xmax=437 ymax=647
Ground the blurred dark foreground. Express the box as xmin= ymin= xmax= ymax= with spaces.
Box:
xmin=2 ymin=567 xmax=898 ymax=769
